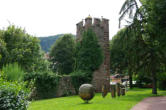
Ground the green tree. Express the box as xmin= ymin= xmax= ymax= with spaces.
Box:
xmin=76 ymin=28 xmax=104 ymax=72
xmin=0 ymin=25 xmax=42 ymax=72
xmin=0 ymin=36 xmax=7 ymax=64
xmin=32 ymin=50 xmax=51 ymax=73
xmin=110 ymin=29 xmax=127 ymax=75
xmin=119 ymin=0 xmax=166 ymax=94
xmin=142 ymin=0 xmax=166 ymax=94
xmin=110 ymin=28 xmax=138 ymax=88
xmin=49 ymin=34 xmax=75 ymax=74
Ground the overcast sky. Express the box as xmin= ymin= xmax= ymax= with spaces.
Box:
xmin=0 ymin=0 xmax=125 ymax=39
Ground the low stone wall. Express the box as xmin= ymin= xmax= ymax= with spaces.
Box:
xmin=56 ymin=76 xmax=76 ymax=97
xmin=30 ymin=75 xmax=76 ymax=100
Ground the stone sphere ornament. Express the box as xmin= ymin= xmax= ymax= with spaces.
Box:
xmin=79 ymin=84 xmax=95 ymax=103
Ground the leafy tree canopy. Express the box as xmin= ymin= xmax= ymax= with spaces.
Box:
xmin=0 ymin=25 xmax=43 ymax=72
xmin=76 ymin=28 xmax=104 ymax=72
xmin=119 ymin=0 xmax=166 ymax=94
xmin=49 ymin=34 xmax=75 ymax=74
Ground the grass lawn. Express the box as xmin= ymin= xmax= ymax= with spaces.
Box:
xmin=28 ymin=88 xmax=166 ymax=110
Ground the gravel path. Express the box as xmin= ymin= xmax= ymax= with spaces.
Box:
xmin=131 ymin=96 xmax=166 ymax=110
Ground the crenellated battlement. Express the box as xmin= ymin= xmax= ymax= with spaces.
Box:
xmin=76 ymin=17 xmax=109 ymax=30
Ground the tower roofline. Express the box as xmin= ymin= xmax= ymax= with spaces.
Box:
xmin=76 ymin=16 xmax=109 ymax=29
xmin=102 ymin=18 xmax=109 ymax=21
xmin=76 ymin=21 xmax=83 ymax=25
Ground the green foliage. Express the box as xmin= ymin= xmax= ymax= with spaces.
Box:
xmin=32 ymin=51 xmax=51 ymax=73
xmin=0 ymin=36 xmax=7 ymax=64
xmin=110 ymin=28 xmax=139 ymax=89
xmin=49 ymin=34 xmax=75 ymax=75
xmin=70 ymin=70 xmax=92 ymax=93
xmin=2 ymin=62 xmax=24 ymax=82
xmin=0 ymin=74 xmax=30 ymax=110
xmin=119 ymin=0 xmax=166 ymax=93
xmin=39 ymin=34 xmax=64 ymax=52
xmin=0 ymin=25 xmax=42 ymax=72
xmin=110 ymin=29 xmax=127 ymax=74
xmin=76 ymin=28 xmax=104 ymax=71
xmin=24 ymin=72 xmax=60 ymax=99
xmin=135 ymin=72 xmax=152 ymax=88
xmin=24 ymin=70 xmax=92 ymax=99
xmin=35 ymin=73 xmax=60 ymax=99
xmin=158 ymin=72 xmax=166 ymax=90
xmin=74 ymin=29 xmax=104 ymax=89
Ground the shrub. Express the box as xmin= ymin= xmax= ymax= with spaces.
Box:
xmin=25 ymin=71 xmax=93 ymax=99
xmin=35 ymin=73 xmax=60 ymax=99
xmin=24 ymin=72 xmax=60 ymax=99
xmin=0 ymin=74 xmax=30 ymax=110
xmin=70 ymin=70 xmax=92 ymax=93
xmin=2 ymin=62 xmax=24 ymax=82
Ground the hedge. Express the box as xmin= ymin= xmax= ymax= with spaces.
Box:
xmin=24 ymin=72 xmax=61 ymax=99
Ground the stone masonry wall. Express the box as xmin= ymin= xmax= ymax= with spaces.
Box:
xmin=76 ymin=16 xmax=110 ymax=92
xmin=56 ymin=76 xmax=76 ymax=97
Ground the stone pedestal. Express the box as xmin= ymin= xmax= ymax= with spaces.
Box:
xmin=110 ymin=85 xmax=116 ymax=98
xmin=117 ymin=83 xmax=121 ymax=97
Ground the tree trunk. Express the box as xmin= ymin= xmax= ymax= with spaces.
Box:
xmin=152 ymin=71 xmax=157 ymax=94
xmin=151 ymin=54 xmax=157 ymax=95
xmin=129 ymin=68 xmax=133 ymax=89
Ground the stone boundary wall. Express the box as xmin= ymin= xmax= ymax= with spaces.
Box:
xmin=30 ymin=76 xmax=76 ymax=100
xmin=56 ymin=76 xmax=76 ymax=97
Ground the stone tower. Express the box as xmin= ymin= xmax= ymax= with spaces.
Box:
xmin=76 ymin=16 xmax=110 ymax=92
